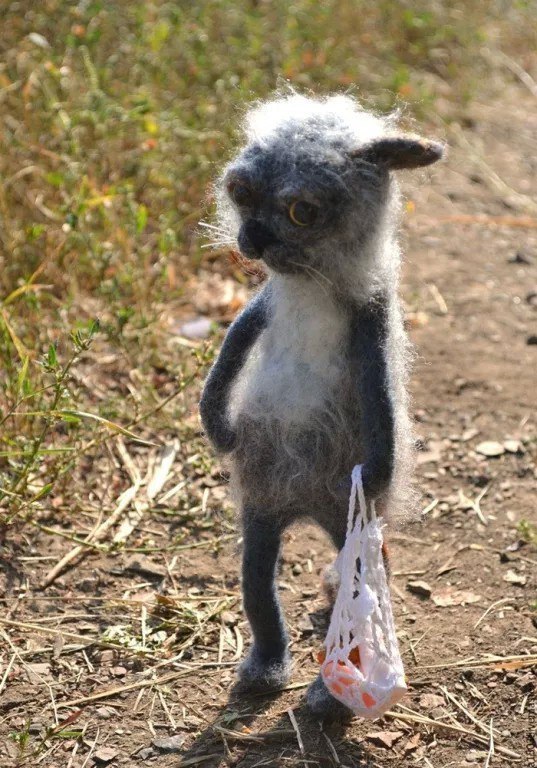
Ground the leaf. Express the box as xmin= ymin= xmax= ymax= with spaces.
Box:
xmin=58 ymin=411 xmax=155 ymax=445
xmin=432 ymin=588 xmax=482 ymax=607
xmin=47 ymin=343 xmax=58 ymax=368
xmin=136 ymin=204 xmax=148 ymax=233
xmin=30 ymin=483 xmax=53 ymax=502
xmin=366 ymin=731 xmax=404 ymax=749
xmin=17 ymin=356 xmax=30 ymax=397
xmin=0 ymin=308 xmax=29 ymax=360
xmin=13 ymin=410 xmax=155 ymax=446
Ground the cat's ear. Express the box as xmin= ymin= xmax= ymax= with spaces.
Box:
xmin=351 ymin=135 xmax=445 ymax=170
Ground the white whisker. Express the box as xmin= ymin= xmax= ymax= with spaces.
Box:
xmin=289 ymin=260 xmax=333 ymax=294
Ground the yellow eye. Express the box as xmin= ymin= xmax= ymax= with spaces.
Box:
xmin=289 ymin=200 xmax=319 ymax=227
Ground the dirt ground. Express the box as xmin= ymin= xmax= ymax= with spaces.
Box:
xmin=1 ymin=83 xmax=536 ymax=767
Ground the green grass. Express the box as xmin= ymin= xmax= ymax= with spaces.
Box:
xmin=0 ymin=0 xmax=535 ymax=524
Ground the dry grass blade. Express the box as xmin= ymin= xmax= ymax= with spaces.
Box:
xmin=474 ymin=597 xmax=512 ymax=629
xmin=484 ymin=718 xmax=495 ymax=768
xmin=58 ymin=661 xmax=237 ymax=708
xmin=287 ymin=708 xmax=305 ymax=756
xmin=439 ymin=686 xmax=501 ymax=739
xmin=40 ymin=482 xmax=140 ymax=588
xmin=384 ymin=707 xmax=520 ymax=759
xmin=0 ymin=652 xmax=16 ymax=695
xmin=483 ymin=47 xmax=537 ymax=98
xmin=420 ymin=653 xmax=537 ymax=670
xmin=147 ymin=442 xmax=178 ymax=499
xmin=113 ymin=440 xmax=177 ymax=543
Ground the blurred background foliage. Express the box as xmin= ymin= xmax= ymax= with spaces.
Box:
xmin=0 ymin=0 xmax=535 ymax=520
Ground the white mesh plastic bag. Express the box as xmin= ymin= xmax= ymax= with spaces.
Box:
xmin=320 ymin=464 xmax=406 ymax=718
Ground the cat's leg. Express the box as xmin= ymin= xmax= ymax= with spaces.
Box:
xmin=237 ymin=508 xmax=291 ymax=690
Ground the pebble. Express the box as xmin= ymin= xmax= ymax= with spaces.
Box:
xmin=137 ymin=747 xmax=155 ymax=760
xmin=96 ymin=706 xmax=116 ymax=720
xmin=94 ymin=747 xmax=118 ymax=764
xmin=110 ymin=665 xmax=127 ymax=677
xmin=179 ymin=317 xmax=212 ymax=339
xmin=465 ymin=750 xmax=489 ymax=762
xmin=476 ymin=441 xmax=505 ymax=457
xmin=406 ymin=580 xmax=432 ymax=598
xmin=152 ymin=735 xmax=185 ymax=752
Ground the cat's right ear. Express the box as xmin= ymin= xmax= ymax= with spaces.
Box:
xmin=351 ymin=135 xmax=445 ymax=171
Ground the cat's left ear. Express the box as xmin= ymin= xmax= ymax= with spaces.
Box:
xmin=352 ymin=135 xmax=445 ymax=170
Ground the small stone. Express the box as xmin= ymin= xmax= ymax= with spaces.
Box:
xmin=221 ymin=611 xmax=237 ymax=626
xmin=461 ymin=428 xmax=479 ymax=442
xmin=292 ymin=563 xmax=303 ymax=576
xmin=100 ymin=650 xmax=115 ymax=664
xmin=407 ymin=580 xmax=432 ymax=598
xmin=465 ymin=750 xmax=488 ymax=762
xmin=508 ymin=251 xmax=532 ymax=264
xmin=96 ymin=706 xmax=116 ymax=719
xmin=137 ymin=747 xmax=155 ymax=760
xmin=94 ymin=747 xmax=118 ymax=764
xmin=517 ymin=673 xmax=535 ymax=692
xmin=504 ymin=439 xmax=523 ymax=454
xmin=179 ymin=317 xmax=212 ymax=340
xmin=476 ymin=441 xmax=505 ymax=457
xmin=297 ymin=614 xmax=314 ymax=635
xmin=152 ymin=735 xmax=185 ymax=752
xmin=123 ymin=556 xmax=166 ymax=579
xmin=419 ymin=693 xmax=445 ymax=710
xmin=503 ymin=569 xmax=527 ymax=586
xmin=110 ymin=665 xmax=127 ymax=677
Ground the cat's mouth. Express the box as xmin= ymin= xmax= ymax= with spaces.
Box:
xmin=237 ymin=222 xmax=296 ymax=273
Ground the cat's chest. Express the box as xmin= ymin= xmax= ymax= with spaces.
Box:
xmin=234 ymin=278 xmax=351 ymax=417
xmin=262 ymin=294 xmax=348 ymax=377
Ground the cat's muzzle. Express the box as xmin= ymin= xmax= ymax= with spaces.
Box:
xmin=238 ymin=220 xmax=279 ymax=259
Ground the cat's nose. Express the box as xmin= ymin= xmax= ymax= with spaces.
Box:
xmin=239 ymin=219 xmax=278 ymax=258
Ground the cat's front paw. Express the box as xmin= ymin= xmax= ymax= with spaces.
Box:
xmin=306 ymin=674 xmax=354 ymax=722
xmin=237 ymin=647 xmax=291 ymax=691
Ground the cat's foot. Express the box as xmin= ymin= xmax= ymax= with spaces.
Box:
xmin=237 ymin=647 xmax=291 ymax=691
xmin=306 ymin=674 xmax=354 ymax=722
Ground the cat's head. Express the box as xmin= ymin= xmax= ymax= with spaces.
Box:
xmin=215 ymin=94 xmax=444 ymax=278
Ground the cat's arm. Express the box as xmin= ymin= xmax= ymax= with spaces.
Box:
xmin=349 ymin=294 xmax=396 ymax=499
xmin=199 ymin=288 xmax=270 ymax=453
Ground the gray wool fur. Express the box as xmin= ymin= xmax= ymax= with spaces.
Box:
xmin=200 ymin=93 xmax=444 ymax=718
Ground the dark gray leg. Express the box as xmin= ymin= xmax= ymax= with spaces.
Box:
xmin=237 ymin=510 xmax=291 ymax=690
